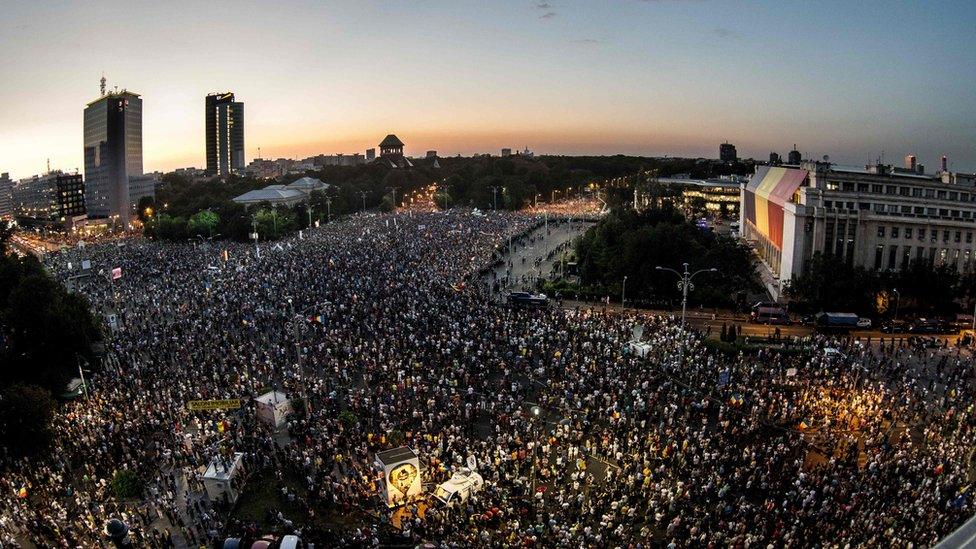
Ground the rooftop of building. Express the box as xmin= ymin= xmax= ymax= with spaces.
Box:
xmin=379 ymin=134 xmax=405 ymax=148
xmin=85 ymin=90 xmax=140 ymax=107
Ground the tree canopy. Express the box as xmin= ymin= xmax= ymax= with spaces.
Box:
xmin=574 ymin=206 xmax=760 ymax=307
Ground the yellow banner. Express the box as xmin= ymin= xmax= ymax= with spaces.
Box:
xmin=187 ymin=399 xmax=241 ymax=411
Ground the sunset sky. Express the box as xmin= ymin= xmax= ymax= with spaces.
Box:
xmin=2 ymin=0 xmax=975 ymax=179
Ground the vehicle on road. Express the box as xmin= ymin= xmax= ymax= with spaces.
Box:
xmin=814 ymin=312 xmax=860 ymax=332
xmin=750 ymin=306 xmax=792 ymax=325
xmin=433 ymin=468 xmax=484 ymax=507
xmin=908 ymin=318 xmax=949 ymax=334
xmin=507 ymin=291 xmax=549 ymax=307
xmin=880 ymin=320 xmax=908 ymax=333
xmin=856 ymin=317 xmax=873 ymax=328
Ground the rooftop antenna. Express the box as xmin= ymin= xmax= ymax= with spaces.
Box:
xmin=46 ymin=158 xmax=50 ymax=174
xmin=100 ymin=73 xmax=106 ymax=96
xmin=258 ymin=146 xmax=262 ymax=159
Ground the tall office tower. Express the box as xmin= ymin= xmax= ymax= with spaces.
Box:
xmin=0 ymin=173 xmax=12 ymax=220
xmin=84 ymin=85 xmax=142 ymax=223
xmin=205 ymin=92 xmax=245 ymax=175
xmin=719 ymin=142 xmax=737 ymax=162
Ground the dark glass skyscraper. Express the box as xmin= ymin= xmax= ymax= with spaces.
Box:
xmin=84 ymin=90 xmax=142 ymax=222
xmin=205 ymin=92 xmax=245 ymax=176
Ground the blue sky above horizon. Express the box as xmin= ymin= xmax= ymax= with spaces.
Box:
xmin=2 ymin=0 xmax=975 ymax=178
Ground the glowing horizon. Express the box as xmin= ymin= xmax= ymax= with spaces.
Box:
xmin=2 ymin=0 xmax=975 ymax=179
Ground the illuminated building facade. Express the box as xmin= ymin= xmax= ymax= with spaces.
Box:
xmin=206 ymin=92 xmax=245 ymax=175
xmin=84 ymin=90 xmax=142 ymax=222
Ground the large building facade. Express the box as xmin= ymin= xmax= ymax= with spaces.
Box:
xmin=84 ymin=90 xmax=142 ymax=222
xmin=0 ymin=173 xmax=12 ymax=220
xmin=741 ymin=162 xmax=976 ymax=298
xmin=206 ymin=92 xmax=245 ymax=175
xmin=11 ymin=171 xmax=86 ymax=224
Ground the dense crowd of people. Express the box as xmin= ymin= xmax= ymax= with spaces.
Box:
xmin=0 ymin=208 xmax=974 ymax=547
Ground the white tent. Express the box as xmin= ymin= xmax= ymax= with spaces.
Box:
xmin=254 ymin=390 xmax=292 ymax=429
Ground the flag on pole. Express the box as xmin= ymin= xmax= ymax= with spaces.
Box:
xmin=308 ymin=314 xmax=324 ymax=324
xmin=111 ymin=267 xmax=122 ymax=280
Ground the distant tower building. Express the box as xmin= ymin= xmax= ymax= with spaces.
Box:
xmin=376 ymin=135 xmax=411 ymax=168
xmin=426 ymin=150 xmax=437 ymax=158
xmin=366 ymin=148 xmax=376 ymax=162
xmin=719 ymin=142 xmax=737 ymax=162
xmin=769 ymin=152 xmax=781 ymax=165
xmin=501 ymin=148 xmax=512 ymax=157
xmin=917 ymin=164 xmax=925 ymax=175
xmin=205 ymin=93 xmax=245 ymax=176
xmin=904 ymin=154 xmax=917 ymax=172
xmin=787 ymin=145 xmax=802 ymax=165
xmin=84 ymin=81 xmax=142 ymax=223
xmin=941 ymin=155 xmax=948 ymax=173
xmin=380 ymin=134 xmax=404 ymax=159
xmin=0 ymin=173 xmax=11 ymax=220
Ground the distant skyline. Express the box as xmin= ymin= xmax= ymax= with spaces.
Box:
xmin=2 ymin=0 xmax=975 ymax=178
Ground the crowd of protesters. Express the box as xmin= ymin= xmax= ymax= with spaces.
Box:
xmin=0 ymin=208 xmax=974 ymax=547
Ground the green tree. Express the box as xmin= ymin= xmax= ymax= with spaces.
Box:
xmin=188 ymin=209 xmax=220 ymax=238
xmin=136 ymin=196 xmax=156 ymax=223
xmin=111 ymin=469 xmax=143 ymax=499
xmin=254 ymin=207 xmax=296 ymax=240
xmin=0 ymin=384 xmax=56 ymax=454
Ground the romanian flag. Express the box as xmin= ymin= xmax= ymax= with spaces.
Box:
xmin=17 ymin=486 xmax=27 ymax=499
xmin=308 ymin=314 xmax=324 ymax=324
xmin=222 ymin=249 xmax=229 ymax=262
xmin=451 ymin=282 xmax=466 ymax=292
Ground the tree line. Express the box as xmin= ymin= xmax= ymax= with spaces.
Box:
xmin=786 ymin=253 xmax=976 ymax=318
xmin=141 ymin=155 xmax=751 ymax=242
xmin=0 ymin=224 xmax=102 ymax=454
xmin=572 ymin=205 xmax=761 ymax=308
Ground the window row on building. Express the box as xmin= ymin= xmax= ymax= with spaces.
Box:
xmin=876 ymin=225 xmax=975 ymax=244
xmin=822 ymin=200 xmax=975 ymax=221
xmin=826 ymin=181 xmax=974 ymax=203
xmin=872 ymin=244 xmax=974 ymax=272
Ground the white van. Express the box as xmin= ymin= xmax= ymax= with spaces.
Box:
xmin=433 ymin=468 xmax=484 ymax=507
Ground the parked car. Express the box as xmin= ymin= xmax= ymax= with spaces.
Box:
xmin=507 ymin=292 xmax=549 ymax=308
xmin=856 ymin=317 xmax=872 ymax=328
xmin=880 ymin=320 xmax=908 ymax=333
xmin=909 ymin=318 xmax=949 ymax=334
xmin=750 ymin=307 xmax=792 ymax=325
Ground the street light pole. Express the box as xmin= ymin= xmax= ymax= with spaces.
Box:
xmin=325 ymin=196 xmax=332 ymax=223
xmin=656 ymin=263 xmax=718 ymax=328
xmin=491 ymin=186 xmax=501 ymax=210
xmin=892 ymin=288 xmax=901 ymax=327
xmin=287 ymin=298 xmax=312 ymax=414
xmin=621 ymin=276 xmax=627 ymax=309
xmin=360 ymin=191 xmax=367 ymax=212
